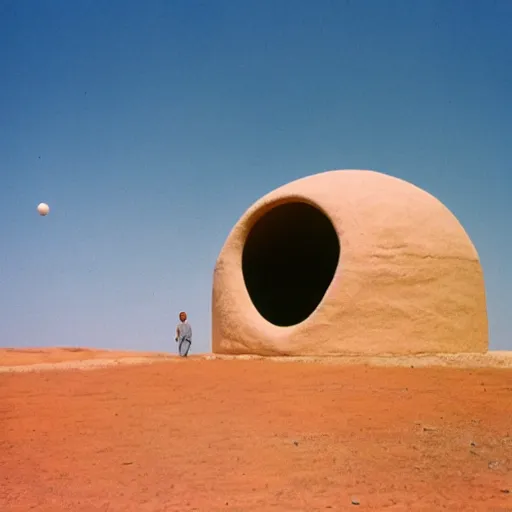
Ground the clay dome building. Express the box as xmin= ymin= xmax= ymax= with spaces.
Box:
xmin=212 ymin=170 xmax=488 ymax=356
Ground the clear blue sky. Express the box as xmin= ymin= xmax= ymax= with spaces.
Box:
xmin=1 ymin=0 xmax=510 ymax=353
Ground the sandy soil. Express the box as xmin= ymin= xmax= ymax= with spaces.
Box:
xmin=1 ymin=349 xmax=512 ymax=511
xmin=0 ymin=347 xmax=171 ymax=367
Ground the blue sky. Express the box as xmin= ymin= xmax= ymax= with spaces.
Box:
xmin=1 ymin=0 xmax=510 ymax=353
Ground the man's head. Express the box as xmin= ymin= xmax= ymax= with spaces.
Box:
xmin=179 ymin=311 xmax=187 ymax=322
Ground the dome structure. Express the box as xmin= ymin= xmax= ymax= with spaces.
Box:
xmin=212 ymin=170 xmax=488 ymax=356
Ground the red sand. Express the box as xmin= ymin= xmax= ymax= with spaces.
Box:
xmin=1 ymin=351 xmax=511 ymax=511
xmin=0 ymin=347 xmax=168 ymax=366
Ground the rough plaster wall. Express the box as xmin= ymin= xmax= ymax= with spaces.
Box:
xmin=212 ymin=170 xmax=488 ymax=356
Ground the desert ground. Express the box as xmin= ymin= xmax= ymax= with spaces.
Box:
xmin=1 ymin=349 xmax=512 ymax=511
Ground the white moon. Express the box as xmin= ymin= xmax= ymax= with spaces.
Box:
xmin=37 ymin=203 xmax=50 ymax=216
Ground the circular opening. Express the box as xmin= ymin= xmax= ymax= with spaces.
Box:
xmin=242 ymin=201 xmax=340 ymax=327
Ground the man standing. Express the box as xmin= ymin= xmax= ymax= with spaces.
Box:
xmin=175 ymin=311 xmax=192 ymax=357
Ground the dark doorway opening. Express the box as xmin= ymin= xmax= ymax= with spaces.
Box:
xmin=242 ymin=202 xmax=340 ymax=327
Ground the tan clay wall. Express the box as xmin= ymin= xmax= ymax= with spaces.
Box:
xmin=212 ymin=170 xmax=488 ymax=356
